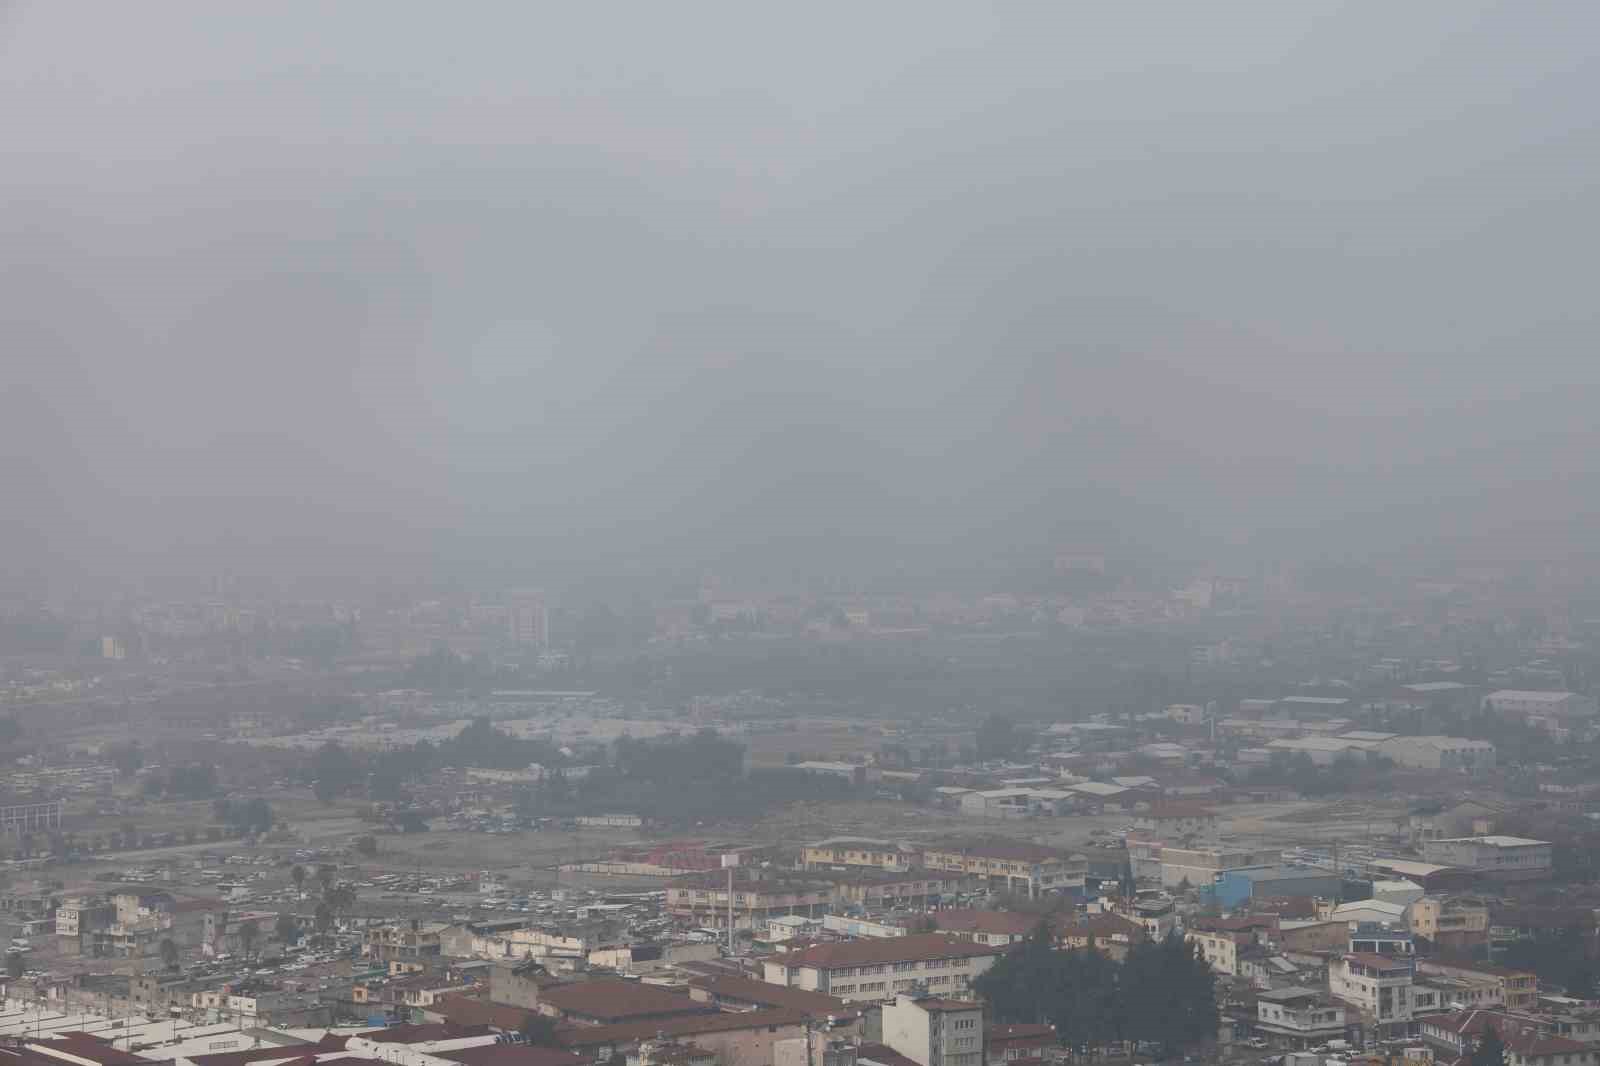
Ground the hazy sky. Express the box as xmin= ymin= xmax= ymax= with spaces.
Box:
xmin=5 ymin=2 xmax=1600 ymax=586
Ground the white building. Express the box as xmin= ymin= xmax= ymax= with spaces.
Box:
xmin=1371 ymin=880 xmax=1426 ymax=908
xmin=882 ymin=992 xmax=985 ymax=1066
xmin=1485 ymin=691 xmax=1597 ymax=736
xmin=1420 ymin=836 xmax=1552 ymax=882
xmin=1330 ymin=899 xmax=1409 ymax=927
xmin=761 ymin=933 xmax=1002 ymax=1004
xmin=1255 ymin=987 xmax=1348 ymax=1044
xmin=1329 ymin=953 xmax=1416 ymax=1031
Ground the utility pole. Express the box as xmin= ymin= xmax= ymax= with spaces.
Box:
xmin=722 ymin=853 xmax=740 ymax=955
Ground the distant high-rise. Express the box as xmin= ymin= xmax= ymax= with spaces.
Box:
xmin=508 ymin=593 xmax=549 ymax=648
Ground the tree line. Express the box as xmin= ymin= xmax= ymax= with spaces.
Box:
xmin=975 ymin=925 xmax=1218 ymax=1060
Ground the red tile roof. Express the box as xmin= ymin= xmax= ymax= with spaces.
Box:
xmin=770 ymin=933 xmax=1003 ymax=970
xmin=557 ymin=1008 xmax=812 ymax=1050
xmin=857 ymin=1045 xmax=922 ymax=1066
xmin=929 ymin=910 xmax=1038 ymax=937
xmin=29 ymin=1034 xmax=152 ymax=1066
xmin=364 ymin=1024 xmax=493 ymax=1044
xmin=924 ymin=841 xmax=1061 ymax=863
xmin=432 ymin=993 xmax=544 ymax=1032
xmin=537 ymin=979 xmax=709 ymax=1023
xmin=989 ymin=1024 xmax=1054 ymax=1043
xmin=686 ymin=975 xmax=849 ymax=1015
xmin=189 ymin=1038 xmax=347 ymax=1066
xmin=1059 ymin=914 xmax=1145 ymax=941
xmin=435 ymin=1046 xmax=591 ymax=1066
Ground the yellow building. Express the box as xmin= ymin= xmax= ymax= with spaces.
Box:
xmin=802 ymin=837 xmax=919 ymax=873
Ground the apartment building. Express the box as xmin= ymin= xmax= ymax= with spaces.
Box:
xmin=1420 ymin=837 xmax=1553 ymax=883
xmin=1408 ymin=897 xmax=1489 ymax=951
xmin=761 ymin=934 xmax=1003 ymax=1004
xmin=919 ymin=842 xmax=1084 ymax=898
xmin=803 ymin=838 xmax=919 ymax=874
xmin=1135 ymin=804 xmax=1219 ymax=841
xmin=1329 ymin=954 xmax=1417 ymax=1033
xmin=666 ymin=871 xmax=835 ymax=931
xmin=882 ymin=993 xmax=985 ymax=1066
xmin=364 ymin=919 xmax=447 ymax=962
xmin=1157 ymin=846 xmax=1277 ymax=891
xmin=1417 ymin=960 xmax=1538 ymax=1011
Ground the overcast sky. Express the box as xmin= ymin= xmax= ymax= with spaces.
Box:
xmin=5 ymin=2 xmax=1599 ymax=587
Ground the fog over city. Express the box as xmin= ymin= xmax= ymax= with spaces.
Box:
xmin=6 ymin=2 xmax=1600 ymax=587
xmin=12 ymin=4 xmax=1600 ymax=1061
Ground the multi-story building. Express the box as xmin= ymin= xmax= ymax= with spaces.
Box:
xmin=1156 ymin=846 xmax=1276 ymax=891
xmin=1254 ymin=988 xmax=1348 ymax=1047
xmin=761 ymin=933 xmax=1003 ymax=1004
xmin=364 ymin=919 xmax=447 ymax=962
xmin=803 ymin=838 xmax=919 ymax=874
xmin=1329 ymin=954 xmax=1416 ymax=1033
xmin=54 ymin=898 xmax=115 ymax=942
xmin=1420 ymin=1009 xmax=1600 ymax=1066
xmin=986 ymin=1024 xmax=1054 ymax=1066
xmin=922 ymin=910 xmax=1037 ymax=947
xmin=1135 ymin=804 xmax=1218 ymax=841
xmin=1408 ymin=897 xmax=1489 ymax=952
xmin=1377 ymin=736 xmax=1497 ymax=772
xmin=1484 ymin=691 xmax=1598 ymax=738
xmin=919 ymin=842 xmax=1083 ymax=898
xmin=1417 ymin=960 xmax=1538 ymax=1011
xmin=1420 ymin=837 xmax=1553 ymax=883
xmin=881 ymin=992 xmax=985 ymax=1066
xmin=666 ymin=871 xmax=836 ymax=932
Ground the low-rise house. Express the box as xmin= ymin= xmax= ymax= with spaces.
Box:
xmin=1255 ymin=987 xmax=1348 ymax=1046
xmin=1056 ymin=914 xmax=1146 ymax=960
xmin=986 ymin=1024 xmax=1053 ymax=1066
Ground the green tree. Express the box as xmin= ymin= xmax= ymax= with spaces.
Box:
xmin=237 ymin=919 xmax=259 ymax=958
xmin=317 ymin=864 xmax=337 ymax=896
xmin=1472 ymin=1026 xmax=1505 ymax=1066
xmin=159 ymin=938 xmax=180 ymax=971
xmin=974 ymin=922 xmax=1064 ymax=1025
xmin=291 ymin=865 xmax=307 ymax=898
xmin=5 ymin=951 xmax=25 ymax=979
xmin=275 ymin=912 xmax=299 ymax=944
xmin=519 ymin=1013 xmax=559 ymax=1046
xmin=314 ymin=901 xmax=334 ymax=946
xmin=975 ymin=713 xmax=1022 ymax=762
xmin=1119 ymin=933 xmax=1217 ymax=1059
